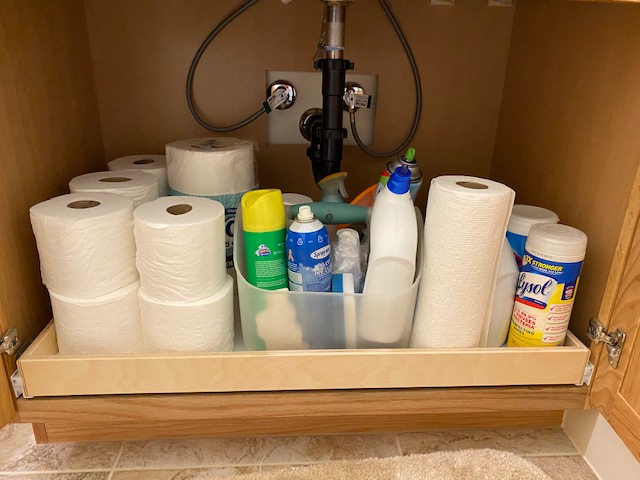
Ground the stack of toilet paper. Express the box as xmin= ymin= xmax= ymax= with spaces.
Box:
xmin=30 ymin=192 xmax=144 ymax=355
xmin=69 ymin=170 xmax=159 ymax=208
xmin=165 ymin=137 xmax=258 ymax=270
xmin=108 ymin=155 xmax=169 ymax=197
xmin=134 ymin=196 xmax=234 ymax=353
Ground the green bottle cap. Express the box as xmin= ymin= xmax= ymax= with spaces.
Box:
xmin=404 ymin=148 xmax=416 ymax=163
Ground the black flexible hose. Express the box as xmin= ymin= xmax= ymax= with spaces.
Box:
xmin=349 ymin=0 xmax=422 ymax=158
xmin=186 ymin=0 xmax=264 ymax=132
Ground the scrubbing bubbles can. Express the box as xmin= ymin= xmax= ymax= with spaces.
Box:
xmin=507 ymin=224 xmax=587 ymax=347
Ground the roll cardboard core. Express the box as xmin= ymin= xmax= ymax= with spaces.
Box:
xmin=133 ymin=158 xmax=154 ymax=165
xmin=166 ymin=204 xmax=193 ymax=215
xmin=456 ymin=181 xmax=488 ymax=190
xmin=67 ymin=200 xmax=101 ymax=209
xmin=99 ymin=177 xmax=132 ymax=183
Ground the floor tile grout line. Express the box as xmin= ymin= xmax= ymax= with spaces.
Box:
xmin=111 ymin=442 xmax=125 ymax=469
xmin=520 ymin=452 xmax=582 ymax=458
xmin=0 ymin=469 xmax=112 ymax=475
xmin=108 ymin=461 xmax=334 ymax=472
xmin=0 ymin=453 xmax=580 ymax=475
xmin=395 ymin=435 xmax=404 ymax=456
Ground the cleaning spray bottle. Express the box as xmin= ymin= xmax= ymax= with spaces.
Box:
xmin=241 ymin=189 xmax=288 ymax=290
xmin=286 ymin=206 xmax=331 ymax=292
xmin=361 ymin=165 xmax=418 ymax=343
xmin=375 ymin=147 xmax=423 ymax=201
xmin=317 ymin=171 xmax=348 ymax=240
xmin=318 ymin=172 xmax=348 ymax=203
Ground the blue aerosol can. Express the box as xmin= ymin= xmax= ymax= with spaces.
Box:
xmin=375 ymin=147 xmax=423 ymax=201
xmin=286 ymin=206 xmax=332 ymax=292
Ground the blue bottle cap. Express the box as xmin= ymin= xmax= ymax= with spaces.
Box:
xmin=387 ymin=165 xmax=411 ymax=195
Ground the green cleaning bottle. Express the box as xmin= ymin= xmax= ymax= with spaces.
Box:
xmin=241 ymin=189 xmax=288 ymax=290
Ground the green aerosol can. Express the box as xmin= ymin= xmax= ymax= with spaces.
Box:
xmin=374 ymin=148 xmax=423 ymax=201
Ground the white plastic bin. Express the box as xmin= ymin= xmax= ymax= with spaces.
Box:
xmin=234 ymin=209 xmax=424 ymax=350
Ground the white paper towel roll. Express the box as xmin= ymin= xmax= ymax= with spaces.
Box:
xmin=108 ymin=155 xmax=169 ymax=196
xmin=139 ymin=275 xmax=234 ymax=353
xmin=134 ymin=196 xmax=226 ymax=303
xmin=51 ymin=281 xmax=143 ymax=355
xmin=69 ymin=170 xmax=159 ymax=208
xmin=410 ymin=176 xmax=515 ymax=349
xmin=165 ymin=137 xmax=258 ymax=268
xmin=30 ymin=192 xmax=138 ymax=298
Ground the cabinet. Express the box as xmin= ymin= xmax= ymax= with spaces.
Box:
xmin=1 ymin=0 xmax=640 ymax=461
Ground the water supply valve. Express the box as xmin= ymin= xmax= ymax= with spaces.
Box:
xmin=265 ymin=80 xmax=296 ymax=111
xmin=343 ymin=82 xmax=371 ymax=113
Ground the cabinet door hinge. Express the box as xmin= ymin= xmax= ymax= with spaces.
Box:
xmin=587 ymin=318 xmax=626 ymax=369
xmin=0 ymin=328 xmax=20 ymax=356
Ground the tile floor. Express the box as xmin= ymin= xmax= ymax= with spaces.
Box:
xmin=0 ymin=423 xmax=598 ymax=479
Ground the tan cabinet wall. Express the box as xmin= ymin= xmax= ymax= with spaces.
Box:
xmin=491 ymin=0 xmax=640 ymax=343
xmin=0 ymin=0 xmax=104 ymax=344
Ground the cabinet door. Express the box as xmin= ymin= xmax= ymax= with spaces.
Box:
xmin=590 ymin=168 xmax=640 ymax=461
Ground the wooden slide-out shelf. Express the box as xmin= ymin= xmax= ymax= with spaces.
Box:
xmin=17 ymin=321 xmax=591 ymax=398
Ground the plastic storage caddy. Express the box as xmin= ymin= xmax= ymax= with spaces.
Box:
xmin=234 ymin=209 xmax=424 ymax=350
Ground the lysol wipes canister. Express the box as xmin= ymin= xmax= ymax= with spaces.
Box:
xmin=506 ymin=205 xmax=559 ymax=267
xmin=507 ymin=224 xmax=587 ymax=347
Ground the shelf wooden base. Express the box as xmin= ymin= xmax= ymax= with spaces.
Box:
xmin=17 ymin=385 xmax=588 ymax=443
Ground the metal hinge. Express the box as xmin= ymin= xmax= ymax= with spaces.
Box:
xmin=587 ymin=318 xmax=626 ymax=369
xmin=0 ymin=328 xmax=20 ymax=356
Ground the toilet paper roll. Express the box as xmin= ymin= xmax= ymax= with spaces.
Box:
xmin=165 ymin=137 xmax=258 ymax=268
xmin=134 ymin=196 xmax=226 ymax=303
xmin=51 ymin=281 xmax=143 ymax=355
xmin=69 ymin=170 xmax=159 ymax=208
xmin=139 ymin=275 xmax=234 ymax=353
xmin=108 ymin=155 xmax=169 ymax=196
xmin=165 ymin=137 xmax=257 ymax=196
xmin=410 ymin=176 xmax=515 ymax=349
xmin=30 ymin=192 xmax=138 ymax=298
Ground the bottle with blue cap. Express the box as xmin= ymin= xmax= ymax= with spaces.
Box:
xmin=361 ymin=165 xmax=418 ymax=344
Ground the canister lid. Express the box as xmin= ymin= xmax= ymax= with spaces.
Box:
xmin=241 ymin=189 xmax=285 ymax=233
xmin=526 ymin=223 xmax=588 ymax=260
xmin=507 ymin=204 xmax=560 ymax=236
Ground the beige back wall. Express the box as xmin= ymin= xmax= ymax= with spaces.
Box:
xmin=491 ymin=0 xmax=640 ymax=342
xmin=84 ymin=0 xmax=515 ymax=209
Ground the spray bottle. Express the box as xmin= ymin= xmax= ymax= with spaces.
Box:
xmin=241 ymin=189 xmax=288 ymax=290
xmin=375 ymin=148 xmax=423 ymax=201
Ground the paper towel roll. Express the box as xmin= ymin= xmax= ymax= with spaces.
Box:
xmin=108 ymin=155 xmax=169 ymax=196
xmin=139 ymin=275 xmax=234 ymax=353
xmin=410 ymin=176 xmax=515 ymax=349
xmin=165 ymin=137 xmax=258 ymax=268
xmin=51 ymin=281 xmax=143 ymax=355
xmin=30 ymin=192 xmax=138 ymax=298
xmin=134 ymin=196 xmax=226 ymax=303
xmin=69 ymin=170 xmax=159 ymax=208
